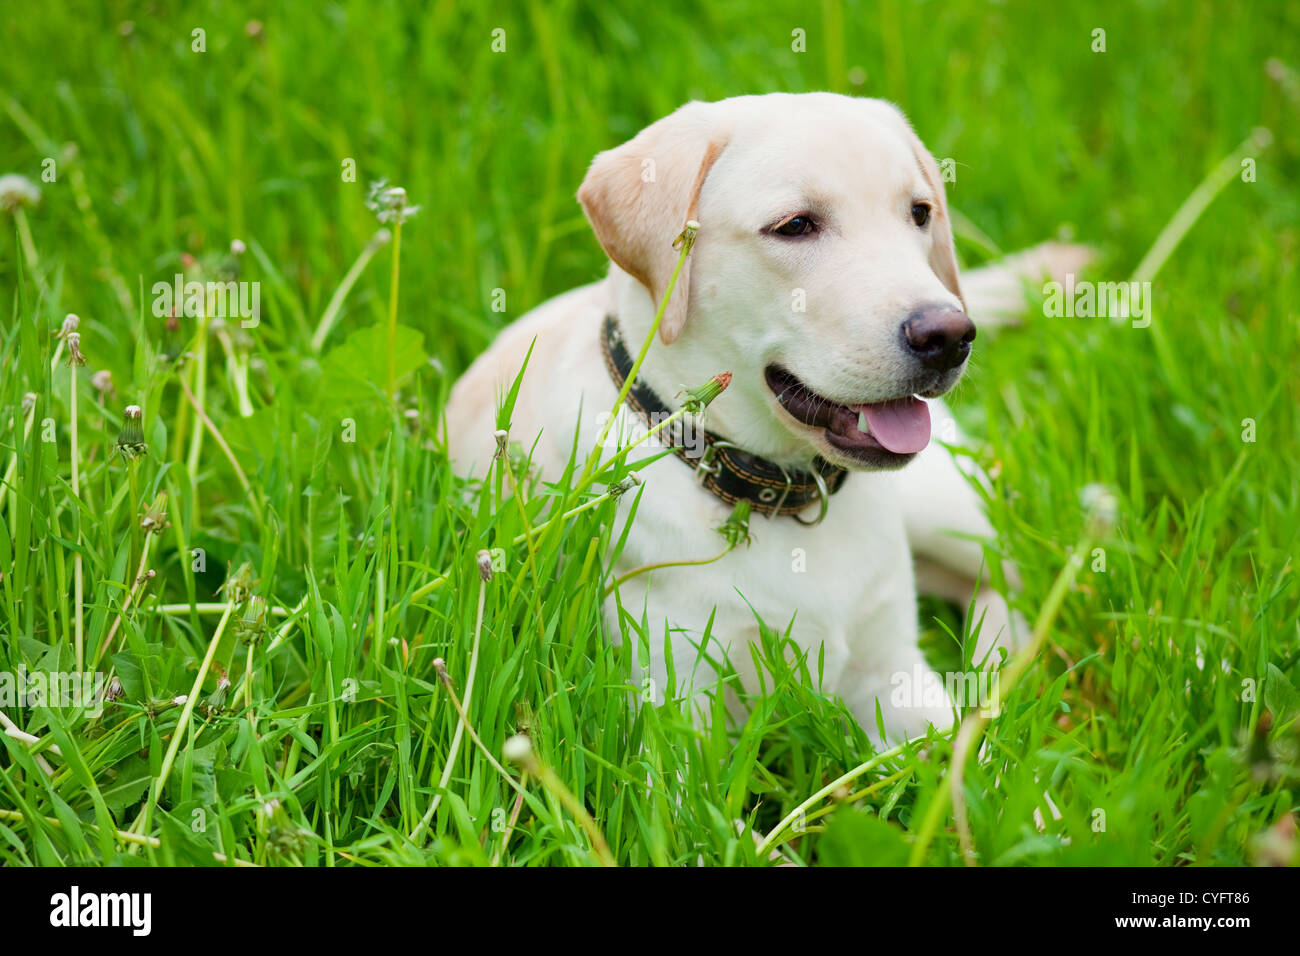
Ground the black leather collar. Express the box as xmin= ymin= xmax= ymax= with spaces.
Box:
xmin=600 ymin=314 xmax=848 ymax=521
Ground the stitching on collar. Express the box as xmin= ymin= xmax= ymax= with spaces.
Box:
xmin=599 ymin=314 xmax=848 ymax=518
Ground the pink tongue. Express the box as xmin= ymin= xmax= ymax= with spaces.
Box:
xmin=859 ymin=398 xmax=931 ymax=454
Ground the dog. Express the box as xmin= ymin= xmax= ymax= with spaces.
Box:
xmin=445 ymin=93 xmax=1088 ymax=742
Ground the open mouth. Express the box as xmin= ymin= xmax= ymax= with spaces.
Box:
xmin=764 ymin=365 xmax=931 ymax=465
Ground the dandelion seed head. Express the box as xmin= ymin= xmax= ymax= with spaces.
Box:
xmin=0 ymin=174 xmax=40 ymax=212
xmin=1080 ymin=483 xmax=1119 ymax=537
xmin=503 ymin=734 xmax=534 ymax=765
xmin=65 ymin=332 xmax=86 ymax=367
xmin=366 ymin=179 xmax=421 ymax=224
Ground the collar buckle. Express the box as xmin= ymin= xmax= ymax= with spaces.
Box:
xmin=695 ymin=439 xmax=737 ymax=483
xmin=600 ymin=314 xmax=846 ymax=524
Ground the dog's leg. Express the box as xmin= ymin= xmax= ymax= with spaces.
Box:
xmin=961 ymin=241 xmax=1095 ymax=328
xmin=840 ymin=638 xmax=955 ymax=745
xmin=915 ymin=555 xmax=1022 ymax=666
xmin=897 ymin=405 xmax=1026 ymax=660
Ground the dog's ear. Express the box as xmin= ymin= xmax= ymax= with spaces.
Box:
xmin=891 ymin=112 xmax=966 ymax=311
xmin=577 ymin=102 xmax=728 ymax=344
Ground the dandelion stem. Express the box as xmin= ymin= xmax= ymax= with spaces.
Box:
xmin=177 ymin=371 xmax=263 ymax=523
xmin=213 ymin=324 xmax=254 ymax=417
xmin=589 ymin=389 xmax=724 ymax=479
xmin=91 ymin=530 xmax=157 ymax=671
xmin=581 ymin=221 xmax=698 ymax=486
xmin=131 ymin=597 xmax=237 ymax=837
xmin=490 ymin=777 xmax=529 ymax=866
xmin=184 ymin=311 xmax=211 ymax=515
xmin=386 ymin=216 xmax=403 ymax=398
xmin=524 ymin=221 xmax=699 ymax=580
xmin=407 ymin=473 xmax=652 ymax=606
xmin=242 ymin=640 xmax=256 ymax=713
xmin=603 ymin=543 xmax=735 ymax=597
xmin=499 ymin=445 xmax=547 ymax=646
xmin=311 ymin=228 xmax=391 ymax=351
xmin=151 ymin=601 xmax=291 ymax=618
xmin=13 ymin=206 xmax=38 ymax=268
xmin=431 ymin=659 xmax=531 ymax=802
xmin=907 ymin=529 xmax=1091 ymax=866
xmin=1 ymin=398 xmax=36 ymax=529
xmin=409 ymin=565 xmax=488 ymax=842
xmin=0 ymin=709 xmax=60 ymax=775
xmin=536 ymin=759 xmax=617 ymax=867
xmin=755 ymin=742 xmax=910 ymax=860
xmin=509 ymin=486 xmax=624 ymax=546
xmin=70 ymin=360 xmax=83 ymax=673
xmin=507 ymin=741 xmax=615 ymax=867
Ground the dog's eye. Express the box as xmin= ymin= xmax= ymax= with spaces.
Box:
xmin=911 ymin=202 xmax=932 ymax=228
xmin=773 ymin=215 xmax=816 ymax=237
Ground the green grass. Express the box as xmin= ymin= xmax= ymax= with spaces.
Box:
xmin=1 ymin=0 xmax=1298 ymax=866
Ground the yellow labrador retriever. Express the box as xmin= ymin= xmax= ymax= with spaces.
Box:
xmin=446 ymin=93 xmax=1086 ymax=742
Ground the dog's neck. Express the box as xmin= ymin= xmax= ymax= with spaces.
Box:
xmin=604 ymin=266 xmax=821 ymax=470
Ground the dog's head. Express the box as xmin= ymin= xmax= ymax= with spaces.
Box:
xmin=578 ymin=93 xmax=972 ymax=471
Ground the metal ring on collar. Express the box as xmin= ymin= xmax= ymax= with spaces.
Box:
xmin=791 ymin=467 xmax=830 ymax=526
xmin=766 ymin=464 xmax=794 ymax=517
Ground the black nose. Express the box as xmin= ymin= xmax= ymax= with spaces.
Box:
xmin=902 ymin=307 xmax=976 ymax=372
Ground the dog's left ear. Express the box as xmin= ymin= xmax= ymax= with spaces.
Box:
xmin=577 ymin=101 xmax=729 ymax=344
xmin=891 ymin=111 xmax=966 ymax=311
